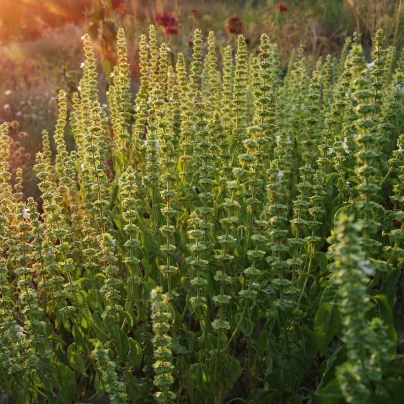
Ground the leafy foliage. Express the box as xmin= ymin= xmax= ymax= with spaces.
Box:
xmin=0 ymin=26 xmax=404 ymax=403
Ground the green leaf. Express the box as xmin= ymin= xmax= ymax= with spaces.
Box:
xmin=320 ymin=284 xmax=338 ymax=306
xmin=311 ymin=378 xmax=344 ymax=404
xmin=170 ymin=339 xmax=189 ymax=355
xmin=47 ymin=333 xmax=66 ymax=345
xmin=373 ymin=294 xmax=398 ymax=358
xmin=54 ymin=362 xmax=77 ymax=402
xmin=319 ymin=252 xmax=329 ymax=273
xmin=189 ymin=362 xmax=213 ymax=394
xmin=112 ymin=206 xmax=124 ymax=229
xmin=319 ymin=345 xmax=346 ymax=388
xmin=314 ymin=303 xmax=341 ymax=354
xmin=120 ymin=310 xmax=134 ymax=329
xmin=110 ymin=182 xmax=119 ymax=207
xmin=67 ymin=343 xmax=87 ymax=376
xmin=116 ymin=327 xmax=130 ymax=358
xmin=72 ymin=325 xmax=87 ymax=354
xmin=235 ymin=312 xmax=255 ymax=337
xmin=378 ymin=377 xmax=404 ymax=401
xmin=302 ymin=326 xmax=319 ymax=371
xmin=127 ymin=337 xmax=143 ymax=369
xmin=246 ymin=384 xmax=273 ymax=404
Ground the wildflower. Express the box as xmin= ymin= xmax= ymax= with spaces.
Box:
xmin=16 ymin=111 xmax=22 ymax=117
xmin=277 ymin=171 xmax=284 ymax=180
xmin=111 ymin=0 xmax=123 ymax=8
xmin=358 ymin=260 xmax=375 ymax=276
xmin=4 ymin=90 xmax=11 ymax=95
xmin=398 ymin=147 xmax=404 ymax=153
xmin=275 ymin=3 xmax=288 ymax=13
xmin=366 ymin=61 xmax=374 ymax=70
xmin=287 ymin=136 xmax=292 ymax=144
xmin=190 ymin=9 xmax=198 ymax=14
xmin=225 ymin=14 xmax=244 ymax=35
xmin=155 ymin=12 xmax=178 ymax=28
xmin=276 ymin=135 xmax=281 ymax=142
xmin=396 ymin=84 xmax=404 ymax=94
xmin=3 ymin=104 xmax=10 ymax=109
xmin=9 ymin=121 xmax=19 ymax=130
xmin=102 ymin=103 xmax=108 ymax=109
xmin=165 ymin=26 xmax=179 ymax=36
xmin=328 ymin=148 xmax=334 ymax=155
xmin=22 ymin=208 xmax=30 ymax=219
xmin=343 ymin=137 xmax=350 ymax=154
xmin=16 ymin=326 xmax=26 ymax=339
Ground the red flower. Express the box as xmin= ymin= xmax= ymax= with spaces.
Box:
xmin=190 ymin=9 xmax=198 ymax=14
xmin=111 ymin=0 xmax=125 ymax=9
xmin=165 ymin=26 xmax=179 ymax=36
xmin=275 ymin=3 xmax=288 ymax=13
xmin=155 ymin=12 xmax=178 ymax=28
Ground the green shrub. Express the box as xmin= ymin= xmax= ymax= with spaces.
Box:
xmin=0 ymin=26 xmax=403 ymax=403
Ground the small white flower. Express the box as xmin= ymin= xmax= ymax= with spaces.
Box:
xmin=276 ymin=135 xmax=281 ymax=142
xmin=327 ymin=148 xmax=334 ymax=155
xmin=111 ymin=239 xmax=117 ymax=247
xmin=22 ymin=208 xmax=30 ymax=219
xmin=398 ymin=147 xmax=404 ymax=153
xmin=16 ymin=111 xmax=22 ymax=117
xmin=4 ymin=90 xmax=11 ymax=95
xmin=102 ymin=103 xmax=108 ymax=109
xmin=277 ymin=171 xmax=284 ymax=180
xmin=16 ymin=326 xmax=26 ymax=339
xmin=77 ymin=86 xmax=81 ymax=92
xmin=3 ymin=104 xmax=10 ymax=109
xmin=343 ymin=137 xmax=350 ymax=154
xmin=167 ymin=47 xmax=171 ymax=52
xmin=150 ymin=289 xmax=157 ymax=299
xmin=366 ymin=61 xmax=374 ymax=70
xmin=286 ymin=136 xmax=292 ymax=144
xmin=80 ymin=62 xmax=85 ymax=68
xmin=358 ymin=260 xmax=375 ymax=276
xmin=81 ymin=35 xmax=85 ymax=40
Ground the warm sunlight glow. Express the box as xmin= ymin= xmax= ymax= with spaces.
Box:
xmin=0 ymin=0 xmax=91 ymax=40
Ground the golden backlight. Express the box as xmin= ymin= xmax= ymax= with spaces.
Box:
xmin=0 ymin=0 xmax=91 ymax=41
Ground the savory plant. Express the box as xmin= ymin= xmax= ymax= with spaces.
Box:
xmin=0 ymin=26 xmax=403 ymax=404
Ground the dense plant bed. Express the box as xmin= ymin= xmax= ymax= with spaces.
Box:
xmin=0 ymin=26 xmax=404 ymax=403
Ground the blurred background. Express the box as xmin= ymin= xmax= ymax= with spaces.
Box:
xmin=0 ymin=0 xmax=403 ymax=198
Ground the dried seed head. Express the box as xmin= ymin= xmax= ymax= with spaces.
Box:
xmin=225 ymin=14 xmax=244 ymax=35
